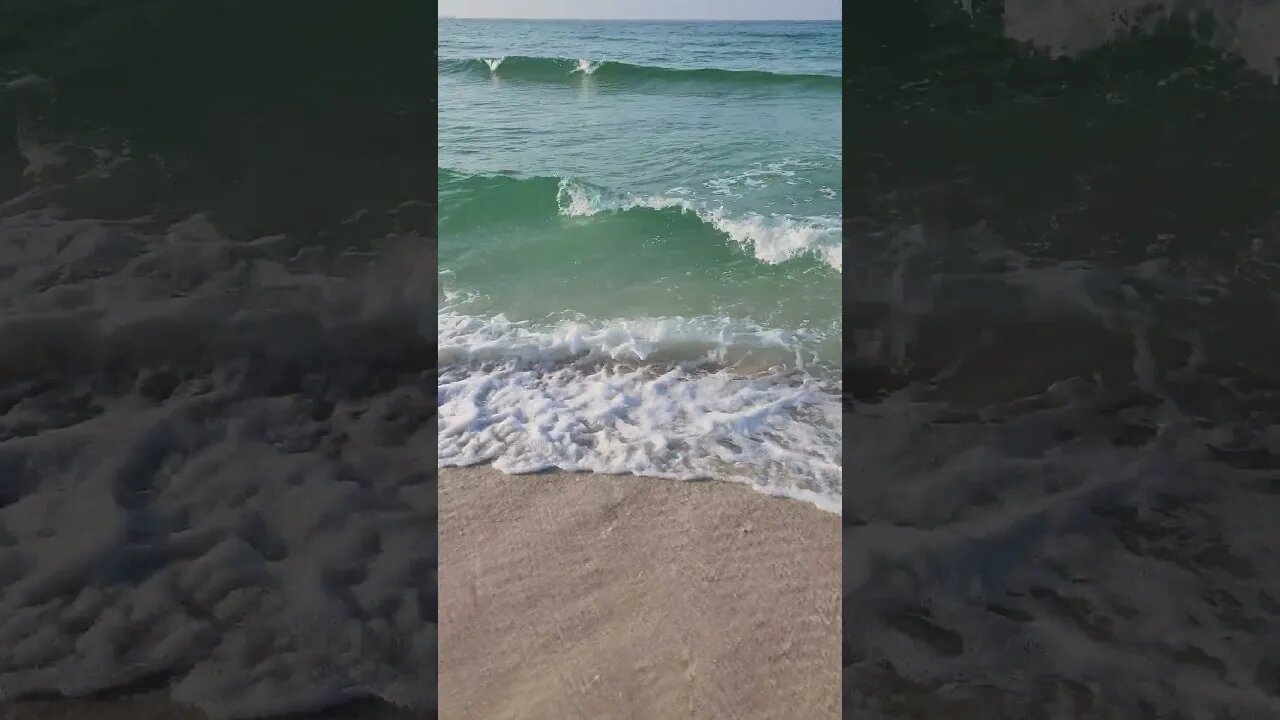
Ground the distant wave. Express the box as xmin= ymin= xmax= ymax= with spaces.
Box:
xmin=439 ymin=169 xmax=841 ymax=271
xmin=438 ymin=55 xmax=841 ymax=89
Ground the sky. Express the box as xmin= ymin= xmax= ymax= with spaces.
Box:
xmin=437 ymin=0 xmax=841 ymax=21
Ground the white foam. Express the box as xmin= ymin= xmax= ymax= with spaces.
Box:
xmin=707 ymin=209 xmax=842 ymax=269
xmin=554 ymin=179 xmax=608 ymax=218
xmin=438 ymin=310 xmax=842 ymax=513
xmin=439 ymin=311 xmax=821 ymax=367
xmin=704 ymin=160 xmax=805 ymax=197
xmin=0 ymin=73 xmax=52 ymax=94
xmin=554 ymin=179 xmax=842 ymax=271
xmin=482 ymin=57 xmax=504 ymax=72
xmin=1003 ymin=0 xmax=1280 ymax=79
xmin=572 ymin=58 xmax=605 ymax=75
xmin=15 ymin=132 xmax=68 ymax=179
xmin=0 ymin=210 xmax=444 ymax=716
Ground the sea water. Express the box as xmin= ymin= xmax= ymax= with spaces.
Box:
xmin=437 ymin=19 xmax=844 ymax=511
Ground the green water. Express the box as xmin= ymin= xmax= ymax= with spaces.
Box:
xmin=438 ymin=19 xmax=842 ymax=367
xmin=437 ymin=20 xmax=843 ymax=508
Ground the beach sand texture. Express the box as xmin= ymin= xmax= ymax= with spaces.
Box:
xmin=438 ymin=466 xmax=841 ymax=720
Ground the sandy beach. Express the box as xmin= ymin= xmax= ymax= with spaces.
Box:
xmin=437 ymin=466 xmax=841 ymax=720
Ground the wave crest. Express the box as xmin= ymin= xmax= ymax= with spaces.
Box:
xmin=439 ymin=169 xmax=840 ymax=271
xmin=554 ymin=178 xmax=841 ymax=270
xmin=438 ymin=56 xmax=840 ymax=88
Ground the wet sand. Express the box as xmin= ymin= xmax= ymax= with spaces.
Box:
xmin=438 ymin=466 xmax=841 ymax=720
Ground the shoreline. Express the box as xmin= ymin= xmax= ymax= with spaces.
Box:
xmin=438 ymin=465 xmax=841 ymax=720
xmin=1 ymin=468 xmax=839 ymax=720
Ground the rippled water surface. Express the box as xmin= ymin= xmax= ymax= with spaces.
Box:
xmin=845 ymin=3 xmax=1280 ymax=718
xmin=438 ymin=19 xmax=843 ymax=510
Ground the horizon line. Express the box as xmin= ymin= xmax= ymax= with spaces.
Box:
xmin=438 ymin=16 xmax=840 ymax=22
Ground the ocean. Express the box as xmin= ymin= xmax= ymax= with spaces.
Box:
xmin=846 ymin=3 xmax=1280 ymax=718
xmin=0 ymin=4 xmax=437 ymax=717
xmin=437 ymin=19 xmax=844 ymax=511
xmin=3 ymin=2 xmax=1279 ymax=719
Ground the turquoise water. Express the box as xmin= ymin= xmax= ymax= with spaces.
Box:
xmin=438 ymin=20 xmax=842 ymax=510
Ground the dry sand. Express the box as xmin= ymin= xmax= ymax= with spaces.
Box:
xmin=438 ymin=466 xmax=841 ymax=720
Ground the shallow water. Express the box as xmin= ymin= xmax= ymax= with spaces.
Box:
xmin=438 ymin=19 xmax=843 ymax=510
xmin=846 ymin=4 xmax=1280 ymax=718
xmin=0 ymin=4 xmax=437 ymax=716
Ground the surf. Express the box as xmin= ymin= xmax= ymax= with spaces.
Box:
xmin=439 ymin=169 xmax=842 ymax=271
xmin=437 ymin=308 xmax=842 ymax=513
xmin=438 ymin=56 xmax=841 ymax=89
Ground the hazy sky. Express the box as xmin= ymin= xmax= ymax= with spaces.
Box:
xmin=437 ymin=0 xmax=841 ymax=21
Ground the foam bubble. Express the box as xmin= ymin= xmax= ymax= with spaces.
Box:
xmin=554 ymin=178 xmax=609 ymax=218
xmin=704 ymin=209 xmax=841 ymax=268
xmin=553 ymin=179 xmax=842 ymax=271
xmin=439 ymin=310 xmax=822 ymax=368
xmin=0 ymin=207 xmax=441 ymax=715
xmin=438 ymin=310 xmax=842 ymax=512
xmin=0 ymin=73 xmax=53 ymax=94
xmin=704 ymin=160 xmax=807 ymax=197
xmin=15 ymin=132 xmax=68 ymax=179
xmin=572 ymin=58 xmax=605 ymax=75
